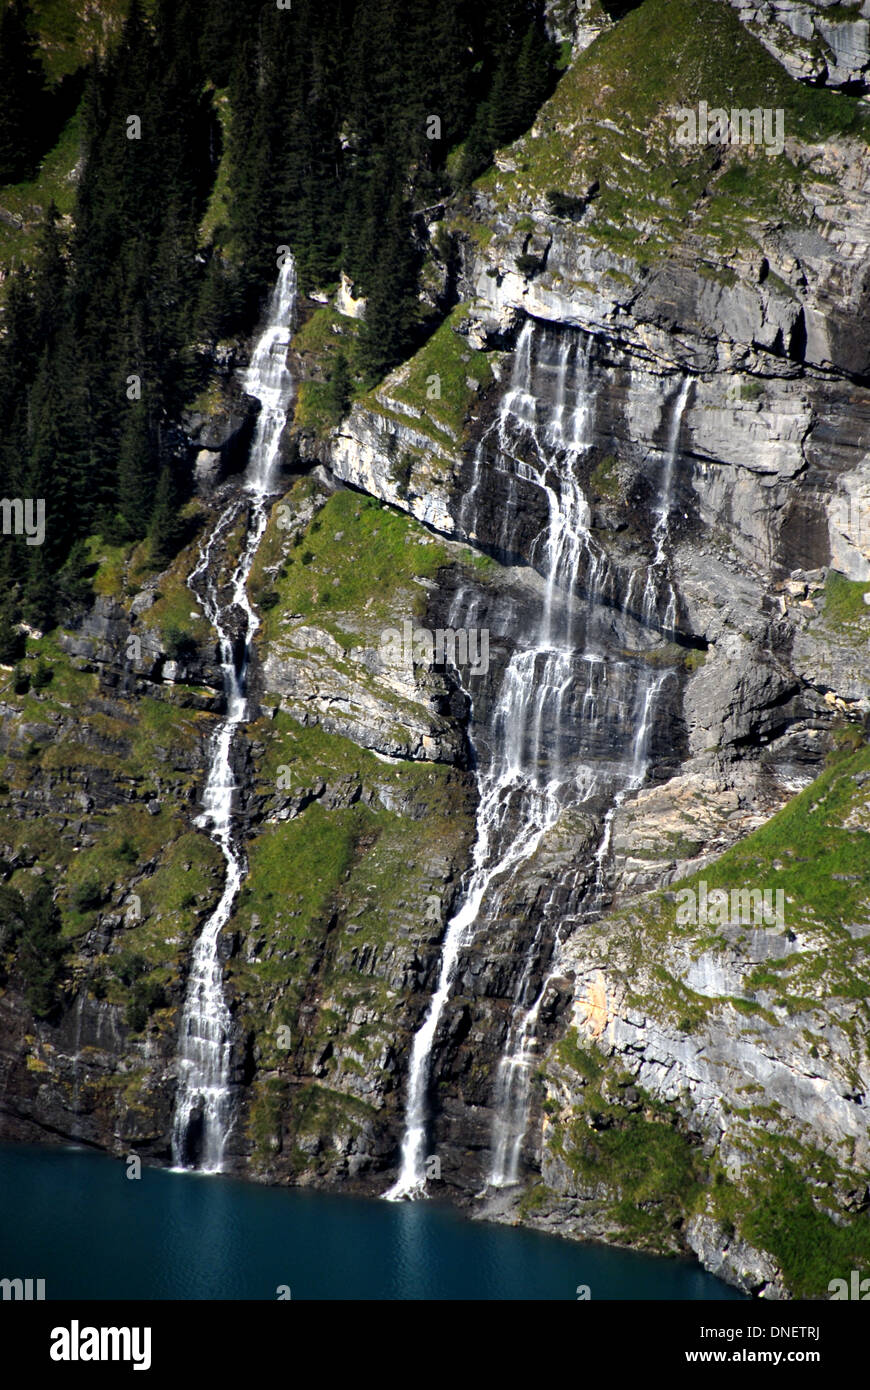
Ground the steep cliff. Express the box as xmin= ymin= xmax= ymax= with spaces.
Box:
xmin=324 ymin=0 xmax=870 ymax=1289
xmin=1 ymin=0 xmax=868 ymax=1299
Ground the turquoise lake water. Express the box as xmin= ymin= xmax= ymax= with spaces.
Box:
xmin=0 ymin=1144 xmax=744 ymax=1300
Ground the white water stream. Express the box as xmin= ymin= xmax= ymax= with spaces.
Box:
xmin=387 ymin=321 xmax=691 ymax=1197
xmin=171 ymin=258 xmax=297 ymax=1172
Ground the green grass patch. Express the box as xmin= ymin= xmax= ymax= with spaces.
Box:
xmin=293 ymin=380 xmax=342 ymax=437
xmin=597 ymin=743 xmax=870 ymax=1009
xmin=478 ymin=0 xmax=867 ymax=267
xmin=589 ymin=454 xmax=621 ymax=500
xmin=718 ymin=1156 xmax=870 ymax=1298
xmin=31 ymin=0 xmax=139 ymax=83
xmin=84 ymin=533 xmax=134 ymax=601
xmin=384 ymin=304 xmax=493 ymax=443
xmin=551 ymin=1032 xmax=704 ymax=1249
xmin=823 ymin=569 xmax=870 ymax=633
xmin=290 ymin=304 xmax=361 ymax=438
xmin=249 ymin=486 xmax=450 ymax=643
xmin=0 ymin=105 xmax=81 ymax=273
xmin=199 ymin=87 xmax=231 ymax=245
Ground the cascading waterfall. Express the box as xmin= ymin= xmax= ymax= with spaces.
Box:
xmin=592 ymin=375 xmax=692 ymax=886
xmin=629 ymin=376 xmax=693 ymax=637
xmin=171 ymin=257 xmax=297 ymax=1173
xmin=489 ymin=373 xmax=691 ymax=1189
xmin=490 ymin=662 xmax=672 ymax=1189
xmin=386 ymin=324 xmax=589 ymax=1201
xmin=386 ymin=318 xmax=691 ymax=1199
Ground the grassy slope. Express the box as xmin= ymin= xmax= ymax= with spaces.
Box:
xmin=0 ymin=106 xmax=81 ymax=270
xmin=0 ymin=1 xmax=150 ymax=280
xmin=617 ymin=742 xmax=870 ymax=1015
xmin=291 ymin=304 xmax=361 ymax=438
xmin=248 ymin=483 xmax=452 ymax=649
xmin=475 ymin=0 xmax=868 ymax=266
xmin=820 ymin=570 xmax=870 ymax=637
xmin=540 ymin=742 xmax=870 ymax=1292
xmin=380 ymin=303 xmax=494 ymax=444
xmin=30 ymin=0 xmax=140 ymax=83
xmin=292 ymin=299 xmax=495 ymax=451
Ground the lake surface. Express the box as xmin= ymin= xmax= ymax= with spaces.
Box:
xmin=0 ymin=1144 xmax=744 ymax=1300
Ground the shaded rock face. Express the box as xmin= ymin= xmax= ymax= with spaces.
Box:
xmin=729 ymin=0 xmax=870 ymax=91
xmin=327 ymin=319 xmax=697 ymax=1194
xmin=182 ymin=347 xmax=263 ymax=495
xmin=61 ymin=594 xmax=224 ymax=701
xmin=0 ymin=987 xmax=176 ymax=1158
xmin=545 ymin=0 xmax=613 ymax=49
xmin=324 ymin=165 xmax=869 ymax=1279
xmin=685 ymin=1215 xmax=788 ymax=1300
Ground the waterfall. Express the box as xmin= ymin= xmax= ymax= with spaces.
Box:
xmin=171 ymin=257 xmax=297 ymax=1173
xmin=630 ymin=377 xmax=693 ymax=637
xmin=489 ymin=664 xmax=672 ymax=1189
xmin=386 ymin=319 xmax=691 ymax=1199
xmin=70 ymin=992 xmax=85 ymax=1139
xmin=488 ymin=373 xmax=691 ymax=1189
xmin=385 ymin=325 xmax=589 ymax=1200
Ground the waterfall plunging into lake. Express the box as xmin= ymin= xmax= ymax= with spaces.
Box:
xmin=386 ymin=319 xmax=690 ymax=1199
xmin=488 ymin=364 xmax=692 ymax=1190
xmin=171 ymin=257 xmax=297 ymax=1172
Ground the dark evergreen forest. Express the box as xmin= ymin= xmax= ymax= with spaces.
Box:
xmin=0 ymin=0 xmax=557 ymax=639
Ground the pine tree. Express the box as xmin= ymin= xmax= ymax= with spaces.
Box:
xmin=0 ymin=0 xmax=560 ymax=624
xmin=515 ymin=22 xmax=552 ymax=134
xmin=458 ymin=103 xmax=494 ymax=186
xmin=356 ymin=183 xmax=420 ymax=383
xmin=0 ymin=271 xmax=36 ymax=449
xmin=116 ymin=401 xmax=155 ymax=541
xmin=0 ymin=586 xmax=23 ymax=665
xmin=21 ymin=547 xmax=55 ymax=631
xmin=0 ymin=0 xmax=47 ymax=182
xmin=16 ymin=881 xmax=66 ymax=1019
xmin=56 ymin=538 xmax=92 ymax=619
xmin=32 ymin=201 xmax=67 ymax=340
xmin=325 ymin=350 xmax=352 ymax=424
xmin=148 ymin=466 xmax=184 ymax=570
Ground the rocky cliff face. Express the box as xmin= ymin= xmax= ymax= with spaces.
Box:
xmin=324 ymin=0 xmax=870 ymax=1290
xmin=729 ymin=0 xmax=870 ymax=92
xmin=1 ymin=0 xmax=868 ymax=1299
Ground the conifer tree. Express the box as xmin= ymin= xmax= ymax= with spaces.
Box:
xmin=356 ymin=183 xmax=420 ymax=383
xmin=21 ymin=548 xmax=54 ymax=631
xmin=0 ymin=586 xmax=23 ymax=665
xmin=148 ymin=466 xmax=184 ymax=570
xmin=325 ymin=350 xmax=352 ymax=424
xmin=16 ymin=881 xmax=66 ymax=1019
xmin=0 ymin=0 xmax=47 ymax=182
xmin=0 ymin=0 xmax=559 ymax=630
xmin=116 ymin=402 xmax=155 ymax=541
